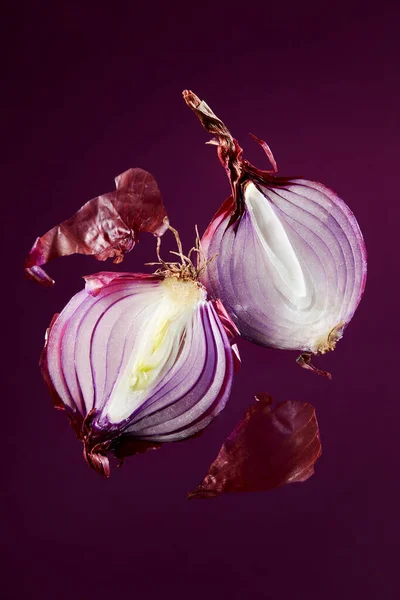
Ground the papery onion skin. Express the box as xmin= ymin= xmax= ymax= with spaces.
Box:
xmin=184 ymin=91 xmax=367 ymax=365
xmin=41 ymin=271 xmax=238 ymax=475
xmin=25 ymin=168 xmax=168 ymax=287
xmin=188 ymin=393 xmax=322 ymax=499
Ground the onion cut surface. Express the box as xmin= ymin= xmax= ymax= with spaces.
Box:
xmin=184 ymin=90 xmax=367 ymax=368
xmin=42 ymin=272 xmax=236 ymax=474
xmin=202 ymin=179 xmax=366 ymax=353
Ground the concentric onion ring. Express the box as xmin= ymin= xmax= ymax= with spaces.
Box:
xmin=42 ymin=272 xmax=236 ymax=474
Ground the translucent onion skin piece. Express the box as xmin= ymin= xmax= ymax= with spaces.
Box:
xmin=188 ymin=393 xmax=322 ymax=499
xmin=184 ymin=91 xmax=367 ymax=365
xmin=41 ymin=272 xmax=237 ymax=476
xmin=25 ymin=168 xmax=168 ymax=286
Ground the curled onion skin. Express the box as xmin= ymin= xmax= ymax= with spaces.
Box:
xmin=42 ymin=271 xmax=237 ymax=475
xmin=184 ymin=91 xmax=367 ymax=368
xmin=189 ymin=393 xmax=322 ymax=499
xmin=25 ymin=168 xmax=168 ymax=286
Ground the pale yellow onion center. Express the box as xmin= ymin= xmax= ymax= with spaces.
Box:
xmin=106 ymin=277 xmax=205 ymax=424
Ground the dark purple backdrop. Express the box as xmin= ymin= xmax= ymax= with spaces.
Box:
xmin=3 ymin=2 xmax=399 ymax=599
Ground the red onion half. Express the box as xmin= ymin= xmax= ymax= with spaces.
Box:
xmin=184 ymin=91 xmax=367 ymax=375
xmin=42 ymin=268 xmax=238 ymax=476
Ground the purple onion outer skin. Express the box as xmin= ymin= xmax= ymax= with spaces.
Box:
xmin=41 ymin=272 xmax=238 ymax=476
xmin=25 ymin=168 xmax=168 ymax=287
xmin=184 ymin=91 xmax=367 ymax=367
xmin=188 ymin=393 xmax=322 ymax=499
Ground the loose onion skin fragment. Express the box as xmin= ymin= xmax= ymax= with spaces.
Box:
xmin=25 ymin=168 xmax=168 ymax=286
xmin=42 ymin=270 xmax=238 ymax=476
xmin=188 ymin=393 xmax=322 ymax=499
xmin=183 ymin=90 xmax=367 ymax=374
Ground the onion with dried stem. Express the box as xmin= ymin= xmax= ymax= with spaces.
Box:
xmin=184 ymin=90 xmax=367 ymax=377
xmin=41 ymin=224 xmax=239 ymax=475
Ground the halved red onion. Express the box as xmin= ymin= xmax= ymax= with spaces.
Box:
xmin=184 ymin=91 xmax=367 ymax=374
xmin=25 ymin=168 xmax=168 ymax=286
xmin=42 ymin=271 xmax=237 ymax=475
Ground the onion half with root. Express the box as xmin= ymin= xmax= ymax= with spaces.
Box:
xmin=41 ymin=230 xmax=239 ymax=475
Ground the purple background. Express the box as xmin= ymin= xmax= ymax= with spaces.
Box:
xmin=3 ymin=2 xmax=399 ymax=599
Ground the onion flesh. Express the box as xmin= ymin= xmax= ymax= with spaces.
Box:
xmin=42 ymin=272 xmax=237 ymax=474
xmin=183 ymin=90 xmax=367 ymax=368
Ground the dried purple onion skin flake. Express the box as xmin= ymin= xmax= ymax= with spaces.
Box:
xmin=25 ymin=168 xmax=168 ymax=286
xmin=188 ymin=393 xmax=322 ymax=499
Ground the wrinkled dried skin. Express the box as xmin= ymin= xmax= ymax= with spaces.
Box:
xmin=189 ymin=393 xmax=322 ymax=498
xmin=25 ymin=168 xmax=168 ymax=286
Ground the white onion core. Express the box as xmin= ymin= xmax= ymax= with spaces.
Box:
xmin=245 ymin=182 xmax=308 ymax=303
xmin=106 ymin=278 xmax=205 ymax=423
